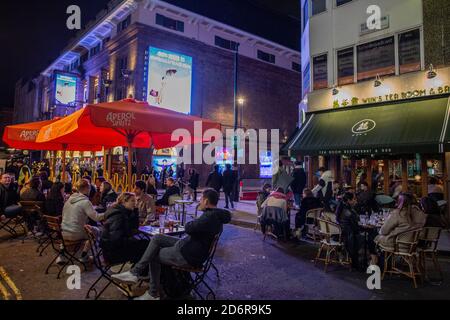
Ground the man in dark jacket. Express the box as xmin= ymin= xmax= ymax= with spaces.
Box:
xmin=112 ymin=188 xmax=231 ymax=300
xmin=222 ymin=164 xmax=236 ymax=209
xmin=0 ymin=173 xmax=22 ymax=223
xmin=206 ymin=164 xmax=223 ymax=194
xmin=290 ymin=161 xmax=307 ymax=209
xmin=155 ymin=178 xmax=180 ymax=206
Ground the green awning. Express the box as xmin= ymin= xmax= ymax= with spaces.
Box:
xmin=287 ymin=95 xmax=450 ymax=156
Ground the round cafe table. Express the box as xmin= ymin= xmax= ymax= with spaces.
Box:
xmin=174 ymin=200 xmax=194 ymax=226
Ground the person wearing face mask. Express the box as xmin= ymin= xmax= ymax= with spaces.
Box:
xmin=100 ymin=193 xmax=149 ymax=264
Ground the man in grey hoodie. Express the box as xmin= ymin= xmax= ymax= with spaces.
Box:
xmin=112 ymin=188 xmax=231 ymax=300
xmin=60 ymin=179 xmax=105 ymax=263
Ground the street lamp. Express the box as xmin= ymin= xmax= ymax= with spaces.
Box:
xmin=237 ymin=97 xmax=245 ymax=106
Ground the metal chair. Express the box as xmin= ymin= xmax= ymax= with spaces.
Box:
xmin=315 ymin=218 xmax=351 ymax=272
xmin=83 ymin=225 xmax=133 ymax=300
xmin=171 ymin=233 xmax=222 ymax=300
xmin=418 ymin=227 xmax=443 ymax=282
xmin=19 ymin=201 xmax=45 ymax=242
xmin=43 ymin=215 xmax=87 ymax=279
xmin=379 ymin=227 xmax=423 ymax=288
xmin=0 ymin=206 xmax=26 ymax=239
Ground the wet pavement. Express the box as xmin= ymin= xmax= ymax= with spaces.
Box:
xmin=1 ymin=221 xmax=450 ymax=300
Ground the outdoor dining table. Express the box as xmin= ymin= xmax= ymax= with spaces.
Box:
xmin=358 ymin=214 xmax=385 ymax=268
xmin=174 ymin=199 xmax=194 ymax=226
xmin=138 ymin=225 xmax=186 ymax=239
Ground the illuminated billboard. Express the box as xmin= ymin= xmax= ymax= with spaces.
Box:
xmin=146 ymin=47 xmax=192 ymax=114
xmin=55 ymin=74 xmax=77 ymax=106
xmin=259 ymin=150 xmax=273 ymax=178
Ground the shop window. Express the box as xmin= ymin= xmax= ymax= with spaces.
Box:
xmin=313 ymin=53 xmax=328 ymax=90
xmin=357 ymin=36 xmax=395 ymax=81
xmin=399 ymin=29 xmax=421 ymax=74
xmin=337 ymin=47 xmax=354 ymax=85
xmin=312 ymin=0 xmax=326 ymax=15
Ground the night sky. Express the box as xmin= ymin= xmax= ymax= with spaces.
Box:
xmin=0 ymin=0 xmax=299 ymax=108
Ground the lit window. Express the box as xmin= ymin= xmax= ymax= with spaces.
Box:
xmin=313 ymin=54 xmax=328 ymax=90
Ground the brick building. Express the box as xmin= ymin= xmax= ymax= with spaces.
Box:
xmin=13 ymin=0 xmax=301 ymax=182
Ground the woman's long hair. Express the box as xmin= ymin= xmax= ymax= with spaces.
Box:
xmin=114 ymin=192 xmax=135 ymax=209
xmin=397 ymin=192 xmax=418 ymax=225
xmin=48 ymin=182 xmax=64 ymax=201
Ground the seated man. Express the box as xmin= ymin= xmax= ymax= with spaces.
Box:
xmin=112 ymin=188 xmax=231 ymax=300
xmin=0 ymin=173 xmax=22 ymax=222
xmin=134 ymin=180 xmax=156 ymax=224
xmin=60 ymin=179 xmax=105 ymax=263
xmin=155 ymin=177 xmax=180 ymax=206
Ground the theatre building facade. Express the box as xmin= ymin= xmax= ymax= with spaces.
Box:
xmin=286 ymin=0 xmax=450 ymax=219
xmin=13 ymin=0 xmax=301 ymax=182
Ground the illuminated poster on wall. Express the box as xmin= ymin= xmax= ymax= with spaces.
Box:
xmin=55 ymin=74 xmax=77 ymax=106
xmin=259 ymin=151 xmax=273 ymax=179
xmin=215 ymin=147 xmax=233 ymax=173
xmin=152 ymin=156 xmax=177 ymax=181
xmin=146 ymin=47 xmax=192 ymax=114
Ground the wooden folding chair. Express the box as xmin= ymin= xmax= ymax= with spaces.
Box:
xmin=43 ymin=215 xmax=87 ymax=279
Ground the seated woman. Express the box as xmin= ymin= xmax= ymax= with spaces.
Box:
xmin=428 ymin=177 xmax=444 ymax=201
xmin=375 ymin=192 xmax=427 ymax=250
xmin=261 ymin=187 xmax=287 ymax=212
xmin=45 ymin=182 xmax=65 ymax=216
xmin=295 ymin=188 xmax=322 ymax=239
xmin=420 ymin=196 xmax=445 ymax=228
xmin=146 ymin=175 xmax=158 ymax=198
xmin=134 ymin=180 xmax=156 ymax=224
xmin=20 ymin=176 xmax=46 ymax=202
xmin=335 ymin=192 xmax=378 ymax=270
xmin=97 ymin=181 xmax=118 ymax=213
xmin=100 ymin=193 xmax=149 ymax=265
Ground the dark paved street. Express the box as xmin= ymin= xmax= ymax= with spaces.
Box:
xmin=1 ymin=223 xmax=450 ymax=300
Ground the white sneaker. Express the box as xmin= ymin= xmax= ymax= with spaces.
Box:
xmin=56 ymin=255 xmax=67 ymax=265
xmin=111 ymin=271 xmax=139 ymax=284
xmin=134 ymin=291 xmax=160 ymax=300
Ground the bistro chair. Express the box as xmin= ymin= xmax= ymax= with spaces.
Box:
xmin=315 ymin=218 xmax=351 ymax=272
xmin=322 ymin=211 xmax=337 ymax=223
xmin=19 ymin=201 xmax=44 ymax=241
xmin=379 ymin=227 xmax=423 ymax=288
xmin=171 ymin=232 xmax=222 ymax=300
xmin=417 ymin=227 xmax=443 ymax=282
xmin=164 ymin=195 xmax=183 ymax=218
xmin=44 ymin=215 xmax=87 ymax=279
xmin=305 ymin=208 xmax=323 ymax=243
xmin=83 ymin=225 xmax=133 ymax=300
xmin=0 ymin=206 xmax=26 ymax=239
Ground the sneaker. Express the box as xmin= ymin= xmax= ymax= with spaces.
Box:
xmin=111 ymin=271 xmax=139 ymax=284
xmin=134 ymin=292 xmax=160 ymax=301
xmin=56 ymin=255 xmax=67 ymax=265
xmin=79 ymin=255 xmax=91 ymax=264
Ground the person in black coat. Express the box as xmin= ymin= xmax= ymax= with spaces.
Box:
xmin=295 ymin=188 xmax=322 ymax=238
xmin=97 ymin=181 xmax=118 ymax=213
xmin=222 ymin=164 xmax=236 ymax=209
xmin=112 ymin=188 xmax=231 ymax=300
xmin=45 ymin=182 xmax=65 ymax=216
xmin=290 ymin=162 xmax=307 ymax=208
xmin=206 ymin=164 xmax=223 ymax=194
xmin=0 ymin=173 xmax=21 ymax=220
xmin=188 ymin=168 xmax=199 ymax=201
xmin=100 ymin=193 xmax=149 ymax=264
xmin=155 ymin=178 xmax=180 ymax=206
